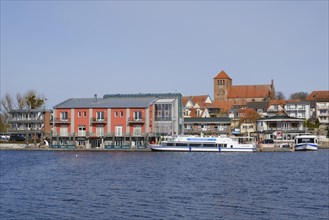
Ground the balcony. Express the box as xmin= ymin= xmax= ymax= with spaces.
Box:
xmin=128 ymin=117 xmax=145 ymax=124
xmin=8 ymin=118 xmax=43 ymax=123
xmin=90 ymin=118 xmax=107 ymax=124
xmin=53 ymin=118 xmax=71 ymax=124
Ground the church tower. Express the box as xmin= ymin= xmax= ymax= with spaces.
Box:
xmin=214 ymin=70 xmax=232 ymax=101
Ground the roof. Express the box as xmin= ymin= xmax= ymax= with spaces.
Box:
xmin=103 ymin=93 xmax=182 ymax=99
xmin=54 ymin=97 xmax=157 ymax=109
xmin=247 ymin=101 xmax=269 ymax=110
xmin=184 ymin=117 xmax=231 ymax=123
xmin=214 ymin=70 xmax=232 ymax=80
xmin=10 ymin=108 xmax=53 ymax=113
xmin=228 ymin=85 xmax=272 ymax=99
xmin=269 ymin=100 xmax=286 ymax=106
xmin=213 ymin=100 xmax=234 ymax=112
xmin=306 ymin=91 xmax=329 ymax=102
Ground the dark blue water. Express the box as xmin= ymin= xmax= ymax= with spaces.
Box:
xmin=1 ymin=150 xmax=328 ymax=220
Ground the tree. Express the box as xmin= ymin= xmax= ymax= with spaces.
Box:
xmin=275 ymin=91 xmax=286 ymax=100
xmin=289 ymin=92 xmax=308 ymax=100
xmin=25 ymin=90 xmax=45 ymax=109
xmin=0 ymin=113 xmax=8 ymax=132
xmin=17 ymin=93 xmax=26 ymax=109
xmin=1 ymin=93 xmax=14 ymax=121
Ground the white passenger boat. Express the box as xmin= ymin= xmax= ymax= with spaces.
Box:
xmin=150 ymin=135 xmax=257 ymax=152
xmin=294 ymin=135 xmax=318 ymax=151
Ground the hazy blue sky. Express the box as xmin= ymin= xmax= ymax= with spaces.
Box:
xmin=1 ymin=1 xmax=328 ymax=108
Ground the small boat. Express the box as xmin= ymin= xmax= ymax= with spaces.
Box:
xmin=150 ymin=135 xmax=257 ymax=152
xmin=294 ymin=135 xmax=318 ymax=151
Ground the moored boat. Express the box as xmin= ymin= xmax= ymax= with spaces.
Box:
xmin=294 ymin=135 xmax=318 ymax=151
xmin=150 ymin=135 xmax=257 ymax=152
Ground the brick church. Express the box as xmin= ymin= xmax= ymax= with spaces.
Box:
xmin=213 ymin=70 xmax=275 ymax=111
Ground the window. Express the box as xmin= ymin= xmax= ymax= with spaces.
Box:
xmin=96 ymin=111 xmax=104 ymax=121
xmin=114 ymin=112 xmax=118 ymax=117
xmin=115 ymin=126 xmax=123 ymax=136
xmin=133 ymin=125 xmax=142 ymax=136
xmin=96 ymin=125 xmax=104 ymax=136
xmin=133 ymin=111 xmax=142 ymax=121
xmin=120 ymin=111 xmax=124 ymax=117
xmin=78 ymin=125 xmax=86 ymax=136
xmin=83 ymin=111 xmax=87 ymax=117
xmin=60 ymin=125 xmax=68 ymax=136
xmin=155 ymin=104 xmax=172 ymax=121
xmin=60 ymin=112 xmax=68 ymax=120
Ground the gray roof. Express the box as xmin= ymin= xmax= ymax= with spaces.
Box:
xmin=247 ymin=101 xmax=269 ymax=110
xmin=54 ymin=97 xmax=158 ymax=109
xmin=103 ymin=93 xmax=182 ymax=99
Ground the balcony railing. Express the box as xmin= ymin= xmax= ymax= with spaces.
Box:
xmin=8 ymin=118 xmax=44 ymax=123
xmin=128 ymin=117 xmax=145 ymax=124
xmin=53 ymin=118 xmax=71 ymax=124
xmin=90 ymin=117 xmax=107 ymax=124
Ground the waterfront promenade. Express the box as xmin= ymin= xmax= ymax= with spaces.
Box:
xmin=1 ymin=141 xmax=329 ymax=151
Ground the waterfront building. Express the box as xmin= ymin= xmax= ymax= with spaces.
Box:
xmin=257 ymin=112 xmax=304 ymax=140
xmin=52 ymin=93 xmax=183 ymax=148
xmin=237 ymin=108 xmax=259 ymax=136
xmin=307 ymin=91 xmax=329 ymax=124
xmin=8 ymin=108 xmax=52 ymax=142
xmin=284 ymin=100 xmax=311 ymax=120
xmin=266 ymin=100 xmax=286 ymax=117
xmin=183 ymin=117 xmax=231 ymax=135
xmin=246 ymin=101 xmax=269 ymax=118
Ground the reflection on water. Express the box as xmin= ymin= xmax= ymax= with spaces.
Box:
xmin=1 ymin=151 xmax=328 ymax=219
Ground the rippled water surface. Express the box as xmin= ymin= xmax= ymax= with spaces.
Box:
xmin=1 ymin=150 xmax=328 ymax=220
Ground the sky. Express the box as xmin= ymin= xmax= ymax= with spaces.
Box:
xmin=1 ymin=0 xmax=328 ymax=109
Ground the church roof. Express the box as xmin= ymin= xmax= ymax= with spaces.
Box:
xmin=228 ymin=85 xmax=272 ymax=99
xmin=214 ymin=70 xmax=232 ymax=80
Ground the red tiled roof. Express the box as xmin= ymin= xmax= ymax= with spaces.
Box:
xmin=214 ymin=70 xmax=232 ymax=80
xmin=228 ymin=85 xmax=272 ymax=99
xmin=213 ymin=100 xmax=234 ymax=113
xmin=182 ymin=97 xmax=190 ymax=106
xmin=306 ymin=91 xmax=329 ymax=102
xmin=269 ymin=100 xmax=286 ymax=106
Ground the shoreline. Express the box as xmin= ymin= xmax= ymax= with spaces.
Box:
xmin=1 ymin=143 xmax=329 ymax=152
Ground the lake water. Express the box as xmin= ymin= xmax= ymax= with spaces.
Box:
xmin=0 ymin=150 xmax=328 ymax=220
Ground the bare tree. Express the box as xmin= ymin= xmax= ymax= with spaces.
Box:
xmin=1 ymin=93 xmax=14 ymax=115
xmin=16 ymin=93 xmax=26 ymax=109
xmin=275 ymin=91 xmax=286 ymax=100
xmin=289 ymin=92 xmax=308 ymax=100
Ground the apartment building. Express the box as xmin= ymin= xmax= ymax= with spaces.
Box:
xmin=8 ymin=108 xmax=52 ymax=141
xmin=52 ymin=93 xmax=183 ymax=148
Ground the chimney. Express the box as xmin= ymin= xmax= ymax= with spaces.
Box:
xmin=94 ymin=94 xmax=97 ymax=103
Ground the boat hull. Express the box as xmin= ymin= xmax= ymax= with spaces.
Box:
xmin=151 ymin=146 xmax=256 ymax=152
xmin=295 ymin=143 xmax=318 ymax=151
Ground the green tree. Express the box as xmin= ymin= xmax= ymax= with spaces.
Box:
xmin=25 ymin=90 xmax=45 ymax=109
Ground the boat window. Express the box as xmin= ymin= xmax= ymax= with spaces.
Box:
xmin=167 ymin=143 xmax=174 ymax=146
xmin=218 ymin=144 xmax=227 ymax=148
xmin=203 ymin=144 xmax=216 ymax=147
xmin=189 ymin=143 xmax=202 ymax=147
xmin=176 ymin=143 xmax=188 ymax=146
xmin=298 ymin=138 xmax=314 ymax=144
